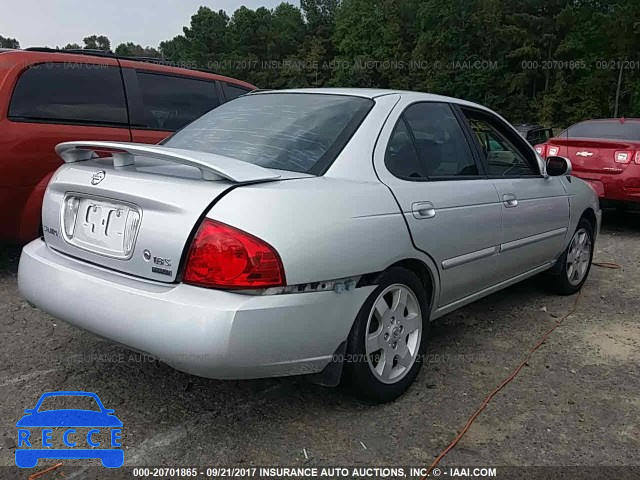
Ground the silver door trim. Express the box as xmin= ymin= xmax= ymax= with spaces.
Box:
xmin=432 ymin=261 xmax=555 ymax=320
xmin=500 ymin=227 xmax=567 ymax=253
xmin=442 ymin=246 xmax=499 ymax=270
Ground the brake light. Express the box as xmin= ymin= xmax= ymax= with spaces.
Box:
xmin=183 ymin=219 xmax=285 ymax=289
xmin=535 ymin=144 xmax=546 ymax=157
xmin=615 ymin=151 xmax=633 ymax=164
xmin=635 ymin=151 xmax=640 ymax=165
xmin=548 ymin=146 xmax=559 ymax=156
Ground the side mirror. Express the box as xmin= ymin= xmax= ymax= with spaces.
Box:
xmin=546 ymin=156 xmax=572 ymax=176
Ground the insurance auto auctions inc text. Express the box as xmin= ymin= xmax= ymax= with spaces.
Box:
xmin=233 ymin=466 xmax=497 ymax=478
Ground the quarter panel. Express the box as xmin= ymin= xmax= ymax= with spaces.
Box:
xmin=207 ymin=177 xmax=416 ymax=286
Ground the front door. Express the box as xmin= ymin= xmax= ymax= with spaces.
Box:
xmin=459 ymin=107 xmax=570 ymax=282
xmin=374 ymin=101 xmax=503 ymax=307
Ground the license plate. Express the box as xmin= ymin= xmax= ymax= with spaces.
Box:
xmin=62 ymin=194 xmax=142 ymax=259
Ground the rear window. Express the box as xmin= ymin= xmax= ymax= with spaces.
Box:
xmin=562 ymin=121 xmax=640 ymax=141
xmin=9 ymin=63 xmax=128 ymax=125
xmin=162 ymin=93 xmax=374 ymax=174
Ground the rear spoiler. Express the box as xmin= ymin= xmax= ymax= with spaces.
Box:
xmin=55 ymin=141 xmax=281 ymax=183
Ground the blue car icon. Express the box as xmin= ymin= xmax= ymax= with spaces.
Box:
xmin=16 ymin=391 xmax=123 ymax=468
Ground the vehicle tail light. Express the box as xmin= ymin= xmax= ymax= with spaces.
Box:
xmin=535 ymin=144 xmax=547 ymax=157
xmin=183 ymin=219 xmax=285 ymax=289
xmin=615 ymin=151 xmax=633 ymax=164
xmin=635 ymin=151 xmax=640 ymax=165
xmin=547 ymin=146 xmax=559 ymax=156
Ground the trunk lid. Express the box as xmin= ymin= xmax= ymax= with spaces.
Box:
xmin=42 ymin=142 xmax=304 ymax=283
xmin=549 ymin=138 xmax=638 ymax=175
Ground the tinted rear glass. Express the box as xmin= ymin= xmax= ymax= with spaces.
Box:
xmin=9 ymin=63 xmax=128 ymax=125
xmin=563 ymin=121 xmax=640 ymax=141
xmin=163 ymin=93 xmax=374 ymax=174
xmin=135 ymin=72 xmax=221 ymax=131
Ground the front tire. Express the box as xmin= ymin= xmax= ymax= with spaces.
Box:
xmin=342 ymin=267 xmax=429 ymax=403
xmin=549 ymin=218 xmax=594 ymax=295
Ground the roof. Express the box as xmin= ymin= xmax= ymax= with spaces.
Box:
xmin=250 ymin=87 xmax=489 ymax=109
xmin=0 ymin=48 xmax=255 ymax=89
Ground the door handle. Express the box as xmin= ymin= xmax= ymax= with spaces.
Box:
xmin=502 ymin=193 xmax=518 ymax=208
xmin=412 ymin=201 xmax=436 ymax=219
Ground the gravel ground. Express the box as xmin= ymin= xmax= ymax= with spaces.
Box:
xmin=0 ymin=211 xmax=638 ymax=479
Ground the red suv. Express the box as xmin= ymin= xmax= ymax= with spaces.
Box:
xmin=0 ymin=48 xmax=255 ymax=243
xmin=536 ymin=118 xmax=640 ymax=209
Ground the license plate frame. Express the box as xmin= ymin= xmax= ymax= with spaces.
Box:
xmin=61 ymin=193 xmax=142 ymax=259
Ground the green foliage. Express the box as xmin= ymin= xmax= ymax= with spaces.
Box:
xmin=0 ymin=35 xmax=20 ymax=49
xmin=114 ymin=42 xmax=161 ymax=58
xmin=83 ymin=35 xmax=111 ymax=51
xmin=5 ymin=0 xmax=640 ymax=125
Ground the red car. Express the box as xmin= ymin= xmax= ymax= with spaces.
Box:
xmin=0 ymin=48 xmax=255 ymax=243
xmin=536 ymin=118 xmax=640 ymax=209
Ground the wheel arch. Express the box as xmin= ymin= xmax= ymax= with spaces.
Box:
xmin=359 ymin=257 xmax=439 ymax=316
xmin=580 ymin=207 xmax=597 ymax=238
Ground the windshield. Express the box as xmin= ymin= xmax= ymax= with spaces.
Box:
xmin=162 ymin=93 xmax=374 ymax=175
xmin=561 ymin=120 xmax=640 ymax=141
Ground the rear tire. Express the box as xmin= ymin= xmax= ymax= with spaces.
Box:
xmin=548 ymin=218 xmax=594 ymax=295
xmin=342 ymin=267 xmax=430 ymax=403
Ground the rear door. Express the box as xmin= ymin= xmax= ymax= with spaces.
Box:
xmin=458 ymin=107 xmax=569 ymax=282
xmin=121 ymin=66 xmax=223 ymax=144
xmin=374 ymin=101 xmax=503 ymax=308
xmin=0 ymin=56 xmax=132 ymax=241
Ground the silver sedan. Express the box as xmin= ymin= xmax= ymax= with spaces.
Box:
xmin=18 ymin=88 xmax=601 ymax=402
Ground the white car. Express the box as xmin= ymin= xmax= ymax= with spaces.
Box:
xmin=18 ymin=89 xmax=601 ymax=402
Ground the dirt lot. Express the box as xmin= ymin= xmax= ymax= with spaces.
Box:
xmin=0 ymin=212 xmax=638 ymax=479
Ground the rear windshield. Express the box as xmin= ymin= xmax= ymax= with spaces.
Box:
xmin=162 ymin=93 xmax=374 ymax=175
xmin=561 ymin=121 xmax=640 ymax=141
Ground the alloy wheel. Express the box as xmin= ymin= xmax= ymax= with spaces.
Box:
xmin=566 ymin=228 xmax=592 ymax=286
xmin=364 ymin=284 xmax=422 ymax=384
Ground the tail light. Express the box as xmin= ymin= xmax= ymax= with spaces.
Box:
xmin=183 ymin=219 xmax=285 ymax=289
xmin=535 ymin=144 xmax=547 ymax=157
xmin=635 ymin=151 xmax=640 ymax=165
xmin=547 ymin=146 xmax=559 ymax=156
xmin=615 ymin=151 xmax=633 ymax=164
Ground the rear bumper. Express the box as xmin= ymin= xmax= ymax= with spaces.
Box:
xmin=18 ymin=240 xmax=373 ymax=379
xmin=573 ymin=167 xmax=640 ymax=203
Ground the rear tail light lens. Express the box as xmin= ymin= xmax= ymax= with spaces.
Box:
xmin=183 ymin=219 xmax=286 ymax=289
xmin=535 ymin=145 xmax=546 ymax=157
xmin=548 ymin=146 xmax=559 ymax=156
xmin=615 ymin=151 xmax=633 ymax=163
xmin=635 ymin=151 xmax=640 ymax=165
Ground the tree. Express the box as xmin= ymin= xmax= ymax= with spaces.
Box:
xmin=115 ymin=42 xmax=160 ymax=58
xmin=30 ymin=1 xmax=640 ymax=123
xmin=83 ymin=35 xmax=111 ymax=51
xmin=0 ymin=35 xmax=20 ymax=49
xmin=62 ymin=43 xmax=82 ymax=50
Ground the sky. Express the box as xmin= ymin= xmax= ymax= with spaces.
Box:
xmin=0 ymin=0 xmax=291 ymax=49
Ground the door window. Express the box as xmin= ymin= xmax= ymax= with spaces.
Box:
xmin=223 ymin=82 xmax=252 ymax=101
xmin=527 ymin=128 xmax=551 ymax=144
xmin=385 ymin=103 xmax=479 ymax=180
xmin=9 ymin=63 xmax=128 ymax=125
xmin=463 ymin=110 xmax=539 ymax=177
xmin=135 ymin=72 xmax=221 ymax=131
